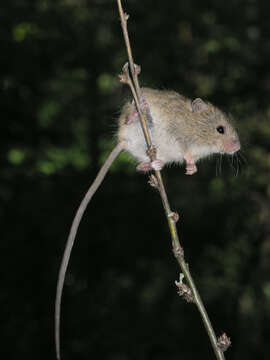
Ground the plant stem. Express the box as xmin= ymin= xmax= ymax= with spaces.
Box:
xmin=116 ymin=1 xmax=226 ymax=359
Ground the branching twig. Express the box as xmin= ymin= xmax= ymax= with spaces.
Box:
xmin=117 ymin=1 xmax=228 ymax=359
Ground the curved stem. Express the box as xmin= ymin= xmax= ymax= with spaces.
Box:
xmin=117 ymin=1 xmax=226 ymax=359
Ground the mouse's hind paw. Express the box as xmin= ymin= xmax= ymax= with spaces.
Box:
xmin=136 ymin=159 xmax=164 ymax=172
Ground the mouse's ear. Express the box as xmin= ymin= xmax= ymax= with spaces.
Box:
xmin=191 ymin=98 xmax=208 ymax=113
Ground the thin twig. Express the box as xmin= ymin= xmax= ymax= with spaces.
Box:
xmin=117 ymin=1 xmax=227 ymax=359
xmin=117 ymin=1 xmax=141 ymax=97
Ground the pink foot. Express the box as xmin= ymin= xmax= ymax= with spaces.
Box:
xmin=184 ymin=153 xmax=197 ymax=175
xmin=185 ymin=163 xmax=197 ymax=175
xmin=136 ymin=162 xmax=152 ymax=172
xmin=127 ymin=97 xmax=149 ymax=124
xmin=136 ymin=159 xmax=164 ymax=172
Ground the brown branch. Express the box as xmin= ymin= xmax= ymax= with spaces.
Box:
xmin=117 ymin=1 xmax=228 ymax=359
xmin=117 ymin=1 xmax=141 ymax=97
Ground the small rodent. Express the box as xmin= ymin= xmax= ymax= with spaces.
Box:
xmin=118 ymin=87 xmax=240 ymax=174
xmin=55 ymin=87 xmax=240 ymax=359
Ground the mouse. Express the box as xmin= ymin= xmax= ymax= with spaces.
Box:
xmin=118 ymin=87 xmax=240 ymax=174
xmin=55 ymin=87 xmax=240 ymax=359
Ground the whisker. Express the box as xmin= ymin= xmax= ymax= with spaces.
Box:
xmin=228 ymin=154 xmax=236 ymax=175
xmin=219 ymin=154 xmax=223 ymax=175
xmin=231 ymin=154 xmax=236 ymax=176
xmin=233 ymin=154 xmax=239 ymax=176
xmin=238 ymin=150 xmax=248 ymax=165
xmin=235 ymin=154 xmax=239 ymax=176
xmin=216 ymin=156 xmax=219 ymax=176
xmin=238 ymin=154 xmax=242 ymax=173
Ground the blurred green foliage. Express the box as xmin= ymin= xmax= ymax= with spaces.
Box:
xmin=1 ymin=0 xmax=270 ymax=359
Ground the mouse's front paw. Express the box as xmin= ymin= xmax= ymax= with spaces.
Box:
xmin=127 ymin=110 xmax=139 ymax=124
xmin=127 ymin=97 xmax=149 ymax=124
xmin=185 ymin=163 xmax=197 ymax=175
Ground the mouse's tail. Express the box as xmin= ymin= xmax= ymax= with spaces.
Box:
xmin=55 ymin=142 xmax=124 ymax=360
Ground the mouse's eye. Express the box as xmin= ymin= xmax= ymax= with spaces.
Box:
xmin=216 ymin=125 xmax=225 ymax=134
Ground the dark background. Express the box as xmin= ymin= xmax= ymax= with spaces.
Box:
xmin=1 ymin=0 xmax=270 ymax=359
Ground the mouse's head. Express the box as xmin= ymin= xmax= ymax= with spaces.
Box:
xmin=191 ymin=98 xmax=240 ymax=155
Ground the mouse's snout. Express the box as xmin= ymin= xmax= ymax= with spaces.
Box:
xmin=231 ymin=138 xmax=241 ymax=153
xmin=223 ymin=137 xmax=241 ymax=154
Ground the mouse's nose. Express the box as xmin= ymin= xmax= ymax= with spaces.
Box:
xmin=231 ymin=138 xmax=241 ymax=152
xmin=223 ymin=138 xmax=240 ymax=153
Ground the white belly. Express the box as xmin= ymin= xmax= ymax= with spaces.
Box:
xmin=118 ymin=120 xmax=185 ymax=165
